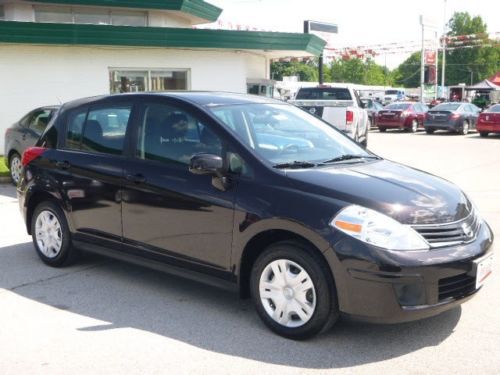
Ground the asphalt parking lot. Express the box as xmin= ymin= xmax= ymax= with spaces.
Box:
xmin=0 ymin=130 xmax=499 ymax=374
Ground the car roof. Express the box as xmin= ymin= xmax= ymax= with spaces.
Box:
xmin=61 ymin=92 xmax=281 ymax=110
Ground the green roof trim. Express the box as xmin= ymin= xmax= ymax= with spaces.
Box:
xmin=0 ymin=21 xmax=326 ymax=56
xmin=31 ymin=0 xmax=223 ymax=23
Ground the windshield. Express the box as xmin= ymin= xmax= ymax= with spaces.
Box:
xmin=208 ymin=103 xmax=371 ymax=166
xmin=295 ymin=88 xmax=352 ymax=100
xmin=488 ymin=104 xmax=500 ymax=113
xmin=432 ymin=103 xmax=461 ymax=111
xmin=385 ymin=90 xmax=402 ymax=95
xmin=384 ymin=103 xmax=410 ymax=110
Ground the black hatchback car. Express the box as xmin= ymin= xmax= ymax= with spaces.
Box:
xmin=17 ymin=92 xmax=494 ymax=339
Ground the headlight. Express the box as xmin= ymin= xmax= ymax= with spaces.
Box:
xmin=330 ymin=205 xmax=429 ymax=251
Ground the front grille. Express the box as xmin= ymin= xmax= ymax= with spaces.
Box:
xmin=412 ymin=209 xmax=480 ymax=248
xmin=438 ymin=273 xmax=475 ymax=301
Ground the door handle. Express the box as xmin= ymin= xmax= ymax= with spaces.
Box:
xmin=55 ymin=160 xmax=71 ymax=170
xmin=126 ymin=174 xmax=146 ymax=184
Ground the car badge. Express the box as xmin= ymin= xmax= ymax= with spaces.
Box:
xmin=309 ymin=108 xmax=316 ymax=114
xmin=462 ymin=222 xmax=474 ymax=239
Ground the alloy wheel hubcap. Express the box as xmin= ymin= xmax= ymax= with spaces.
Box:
xmin=464 ymin=123 xmax=469 ymax=134
xmin=412 ymin=121 xmax=417 ymax=132
xmin=35 ymin=210 xmax=63 ymax=258
xmin=259 ymin=259 xmax=316 ymax=328
xmin=10 ymin=156 xmax=21 ymax=183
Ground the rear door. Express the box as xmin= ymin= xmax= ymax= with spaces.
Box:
xmin=54 ymin=99 xmax=136 ymax=242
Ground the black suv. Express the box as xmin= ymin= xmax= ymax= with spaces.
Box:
xmin=17 ymin=92 xmax=494 ymax=339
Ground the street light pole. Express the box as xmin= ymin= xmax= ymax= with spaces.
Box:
xmin=420 ymin=16 xmax=425 ymax=103
xmin=441 ymin=0 xmax=447 ymax=98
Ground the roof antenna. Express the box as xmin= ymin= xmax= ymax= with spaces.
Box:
xmin=56 ymin=96 xmax=62 ymax=105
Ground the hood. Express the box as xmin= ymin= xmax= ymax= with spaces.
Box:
xmin=285 ymin=160 xmax=471 ymax=225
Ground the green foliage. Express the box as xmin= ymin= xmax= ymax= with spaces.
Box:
xmin=271 ymin=58 xmax=391 ymax=85
xmin=271 ymin=60 xmax=319 ymax=82
xmin=393 ymin=52 xmax=422 ymax=88
xmin=0 ymin=157 xmax=9 ymax=177
xmin=445 ymin=12 xmax=499 ymax=85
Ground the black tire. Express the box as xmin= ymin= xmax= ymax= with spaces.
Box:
xmin=9 ymin=152 xmax=22 ymax=185
xmin=31 ymin=201 xmax=78 ymax=267
xmin=425 ymin=128 xmax=435 ymax=134
xmin=479 ymin=132 xmax=489 ymax=137
xmin=409 ymin=119 xmax=418 ymax=133
xmin=250 ymin=241 xmax=338 ymax=340
xmin=460 ymin=121 xmax=469 ymax=135
xmin=378 ymin=127 xmax=386 ymax=132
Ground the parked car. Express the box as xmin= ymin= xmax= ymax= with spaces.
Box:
xmin=3 ymin=105 xmax=59 ymax=184
xmin=289 ymin=85 xmax=369 ymax=146
xmin=477 ymin=103 xmax=500 ymax=137
xmin=376 ymin=102 xmax=428 ymax=132
xmin=361 ymin=98 xmax=384 ymax=128
xmin=383 ymin=89 xmax=406 ymax=104
xmin=424 ymin=102 xmax=481 ymax=135
xmin=18 ymin=92 xmax=493 ymax=340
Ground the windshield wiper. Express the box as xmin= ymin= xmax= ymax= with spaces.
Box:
xmin=273 ymin=161 xmax=317 ymax=169
xmin=321 ymin=154 xmax=380 ymax=164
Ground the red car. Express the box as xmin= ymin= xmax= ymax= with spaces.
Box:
xmin=376 ymin=102 xmax=428 ymax=133
xmin=477 ymin=104 xmax=500 ymax=137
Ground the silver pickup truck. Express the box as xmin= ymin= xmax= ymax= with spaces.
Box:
xmin=290 ymin=85 xmax=369 ymax=146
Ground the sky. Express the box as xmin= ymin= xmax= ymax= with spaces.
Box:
xmin=207 ymin=0 xmax=500 ymax=68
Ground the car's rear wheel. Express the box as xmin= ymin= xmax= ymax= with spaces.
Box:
xmin=31 ymin=201 xmax=77 ymax=267
xmin=250 ymin=241 xmax=338 ymax=340
xmin=479 ymin=132 xmax=489 ymax=137
xmin=425 ymin=128 xmax=435 ymax=134
xmin=9 ymin=152 xmax=22 ymax=185
xmin=378 ymin=127 xmax=386 ymax=132
xmin=461 ymin=121 xmax=470 ymax=135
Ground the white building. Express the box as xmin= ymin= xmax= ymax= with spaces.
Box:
xmin=0 ymin=0 xmax=325 ymax=151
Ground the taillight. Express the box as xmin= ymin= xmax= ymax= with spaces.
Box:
xmin=346 ymin=110 xmax=354 ymax=125
xmin=21 ymin=147 xmax=46 ymax=166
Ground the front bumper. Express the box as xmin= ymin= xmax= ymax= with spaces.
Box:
xmin=323 ymin=220 xmax=494 ymax=323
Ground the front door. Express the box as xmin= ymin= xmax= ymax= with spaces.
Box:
xmin=121 ymin=100 xmax=235 ymax=270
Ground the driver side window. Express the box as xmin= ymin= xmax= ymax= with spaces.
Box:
xmin=137 ymin=103 xmax=223 ymax=165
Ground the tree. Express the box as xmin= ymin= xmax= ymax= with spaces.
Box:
xmin=445 ymin=12 xmax=499 ymax=85
xmin=271 ymin=60 xmax=319 ymax=82
xmin=393 ymin=52 xmax=422 ymax=88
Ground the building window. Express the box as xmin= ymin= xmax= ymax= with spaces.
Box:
xmin=109 ymin=69 xmax=190 ymax=93
xmin=34 ymin=6 xmax=147 ymax=27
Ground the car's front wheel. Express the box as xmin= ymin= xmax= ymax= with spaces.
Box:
xmin=9 ymin=152 xmax=22 ymax=185
xmin=250 ymin=242 xmax=338 ymax=340
xmin=409 ymin=119 xmax=418 ymax=133
xmin=479 ymin=132 xmax=489 ymax=137
xmin=425 ymin=127 xmax=435 ymax=134
xmin=31 ymin=201 xmax=77 ymax=267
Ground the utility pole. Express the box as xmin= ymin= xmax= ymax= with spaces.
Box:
xmin=304 ymin=20 xmax=338 ymax=85
xmin=420 ymin=16 xmax=425 ymax=103
xmin=441 ymin=0 xmax=447 ymax=98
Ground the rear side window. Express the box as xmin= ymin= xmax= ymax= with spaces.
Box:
xmin=66 ymin=109 xmax=87 ymax=149
xmin=296 ymin=88 xmax=352 ymax=100
xmin=65 ymin=105 xmax=132 ymax=155
xmin=28 ymin=109 xmax=54 ymax=135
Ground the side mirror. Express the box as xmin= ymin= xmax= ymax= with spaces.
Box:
xmin=189 ymin=153 xmax=223 ymax=175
